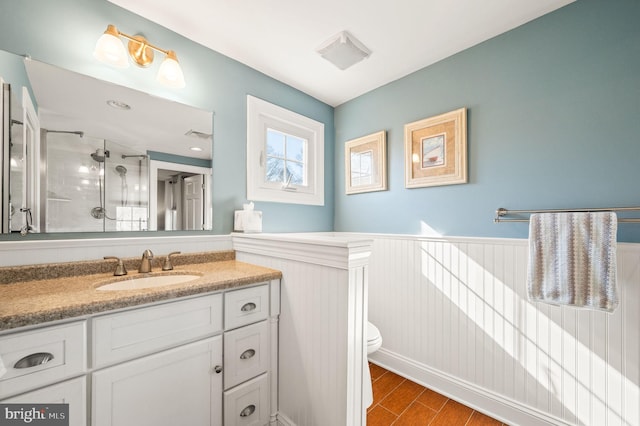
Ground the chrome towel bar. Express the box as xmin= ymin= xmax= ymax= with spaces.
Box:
xmin=494 ymin=206 xmax=640 ymax=223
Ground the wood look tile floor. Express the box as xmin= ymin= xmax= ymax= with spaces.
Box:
xmin=367 ymin=363 xmax=508 ymax=426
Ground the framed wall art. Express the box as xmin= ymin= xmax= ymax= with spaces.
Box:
xmin=404 ymin=108 xmax=467 ymax=188
xmin=345 ymin=130 xmax=387 ymax=195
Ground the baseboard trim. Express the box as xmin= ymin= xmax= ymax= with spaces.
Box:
xmin=369 ymin=349 xmax=570 ymax=426
xmin=276 ymin=412 xmax=296 ymax=426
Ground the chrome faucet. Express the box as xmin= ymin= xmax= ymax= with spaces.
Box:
xmin=139 ymin=249 xmax=154 ymax=273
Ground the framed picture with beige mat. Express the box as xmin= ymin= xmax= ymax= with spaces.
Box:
xmin=345 ymin=130 xmax=387 ymax=195
xmin=404 ymin=108 xmax=467 ymax=188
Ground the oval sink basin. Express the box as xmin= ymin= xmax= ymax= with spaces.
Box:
xmin=96 ymin=274 xmax=201 ymax=291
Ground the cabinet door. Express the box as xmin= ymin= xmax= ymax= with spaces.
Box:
xmin=92 ymin=335 xmax=223 ymax=426
xmin=2 ymin=376 xmax=86 ymax=426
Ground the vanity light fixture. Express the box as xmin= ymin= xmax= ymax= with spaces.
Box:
xmin=94 ymin=24 xmax=186 ymax=89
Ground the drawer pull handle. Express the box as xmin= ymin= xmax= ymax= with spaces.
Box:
xmin=14 ymin=352 xmax=54 ymax=369
xmin=240 ymin=349 xmax=256 ymax=360
xmin=241 ymin=302 xmax=257 ymax=312
xmin=240 ymin=404 xmax=256 ymax=417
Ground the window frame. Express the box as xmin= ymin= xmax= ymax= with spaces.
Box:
xmin=246 ymin=95 xmax=324 ymax=206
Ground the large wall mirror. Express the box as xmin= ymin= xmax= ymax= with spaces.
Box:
xmin=0 ymin=51 xmax=213 ymax=235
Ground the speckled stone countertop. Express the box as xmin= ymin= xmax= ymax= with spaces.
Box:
xmin=0 ymin=250 xmax=282 ymax=331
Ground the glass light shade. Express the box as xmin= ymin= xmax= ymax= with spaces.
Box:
xmin=94 ymin=27 xmax=129 ymax=68
xmin=156 ymin=51 xmax=186 ymax=88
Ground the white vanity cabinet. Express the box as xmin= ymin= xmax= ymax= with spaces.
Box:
xmin=0 ymin=278 xmax=280 ymax=426
xmin=91 ymin=293 xmax=225 ymax=426
xmin=92 ymin=336 xmax=223 ymax=426
xmin=91 ymin=282 xmax=279 ymax=426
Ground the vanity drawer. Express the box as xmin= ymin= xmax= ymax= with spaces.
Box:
xmin=224 ymin=284 xmax=269 ymax=330
xmin=92 ymin=293 xmax=222 ymax=368
xmin=223 ymin=373 xmax=269 ymax=426
xmin=224 ymin=320 xmax=269 ymax=390
xmin=0 ymin=321 xmax=86 ymax=399
xmin=2 ymin=376 xmax=87 ymax=426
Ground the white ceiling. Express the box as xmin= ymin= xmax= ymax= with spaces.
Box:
xmin=25 ymin=59 xmax=213 ymax=159
xmin=107 ymin=0 xmax=574 ymax=107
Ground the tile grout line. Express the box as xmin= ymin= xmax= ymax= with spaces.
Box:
xmin=371 ymin=374 xmax=408 ymax=412
xmin=368 ymin=365 xmax=503 ymax=426
xmin=388 ymin=388 xmax=429 ymax=425
xmin=392 ymin=400 xmax=437 ymax=425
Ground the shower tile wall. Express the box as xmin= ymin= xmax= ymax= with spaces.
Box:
xmin=45 ymin=133 xmax=148 ymax=232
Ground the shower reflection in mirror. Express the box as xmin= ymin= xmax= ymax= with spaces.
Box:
xmin=1 ymin=55 xmax=214 ymax=234
xmin=5 ymin=86 xmax=40 ymax=235
xmin=44 ymin=131 xmax=149 ymax=232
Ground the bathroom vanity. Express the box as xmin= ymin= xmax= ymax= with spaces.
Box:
xmin=0 ymin=233 xmax=374 ymax=426
xmin=0 ymin=252 xmax=281 ymax=426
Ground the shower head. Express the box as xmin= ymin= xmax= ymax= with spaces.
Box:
xmin=115 ymin=165 xmax=127 ymax=176
xmin=91 ymin=148 xmax=109 ymax=163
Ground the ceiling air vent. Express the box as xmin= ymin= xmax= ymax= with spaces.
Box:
xmin=316 ymin=31 xmax=371 ymax=71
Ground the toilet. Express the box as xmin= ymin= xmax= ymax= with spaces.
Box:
xmin=363 ymin=321 xmax=382 ymax=408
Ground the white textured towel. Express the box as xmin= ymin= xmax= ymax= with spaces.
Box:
xmin=527 ymin=212 xmax=618 ymax=312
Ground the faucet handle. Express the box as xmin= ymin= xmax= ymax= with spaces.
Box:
xmin=162 ymin=251 xmax=181 ymax=271
xmin=104 ymin=256 xmax=127 ymax=276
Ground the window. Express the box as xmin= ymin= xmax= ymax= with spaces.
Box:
xmin=247 ymin=95 xmax=324 ymax=205
xmin=266 ymin=129 xmax=306 ymax=186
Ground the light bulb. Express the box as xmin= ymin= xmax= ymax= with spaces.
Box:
xmin=94 ymin=25 xmax=129 ymax=68
xmin=156 ymin=51 xmax=185 ymax=88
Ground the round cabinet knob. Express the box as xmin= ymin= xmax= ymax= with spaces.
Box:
xmin=213 ymin=365 xmax=223 ymax=374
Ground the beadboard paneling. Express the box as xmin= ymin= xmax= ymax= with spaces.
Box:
xmin=0 ymin=235 xmax=232 ymax=267
xmin=367 ymin=236 xmax=640 ymax=426
xmin=235 ymin=233 xmax=372 ymax=426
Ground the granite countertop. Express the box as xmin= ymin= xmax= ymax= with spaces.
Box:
xmin=0 ymin=250 xmax=282 ymax=331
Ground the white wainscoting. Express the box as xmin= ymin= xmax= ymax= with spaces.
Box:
xmin=0 ymin=234 xmax=232 ymax=266
xmin=233 ymin=233 xmax=373 ymax=426
xmin=364 ymin=234 xmax=639 ymax=426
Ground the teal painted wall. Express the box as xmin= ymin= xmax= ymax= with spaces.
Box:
xmin=147 ymin=151 xmax=212 ymax=169
xmin=334 ymin=0 xmax=640 ymax=242
xmin=0 ymin=0 xmax=335 ymax=236
xmin=0 ymin=50 xmax=33 ymax=101
xmin=3 ymin=0 xmax=639 ymax=242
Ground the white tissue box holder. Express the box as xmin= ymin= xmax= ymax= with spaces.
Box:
xmin=234 ymin=209 xmax=263 ymax=233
